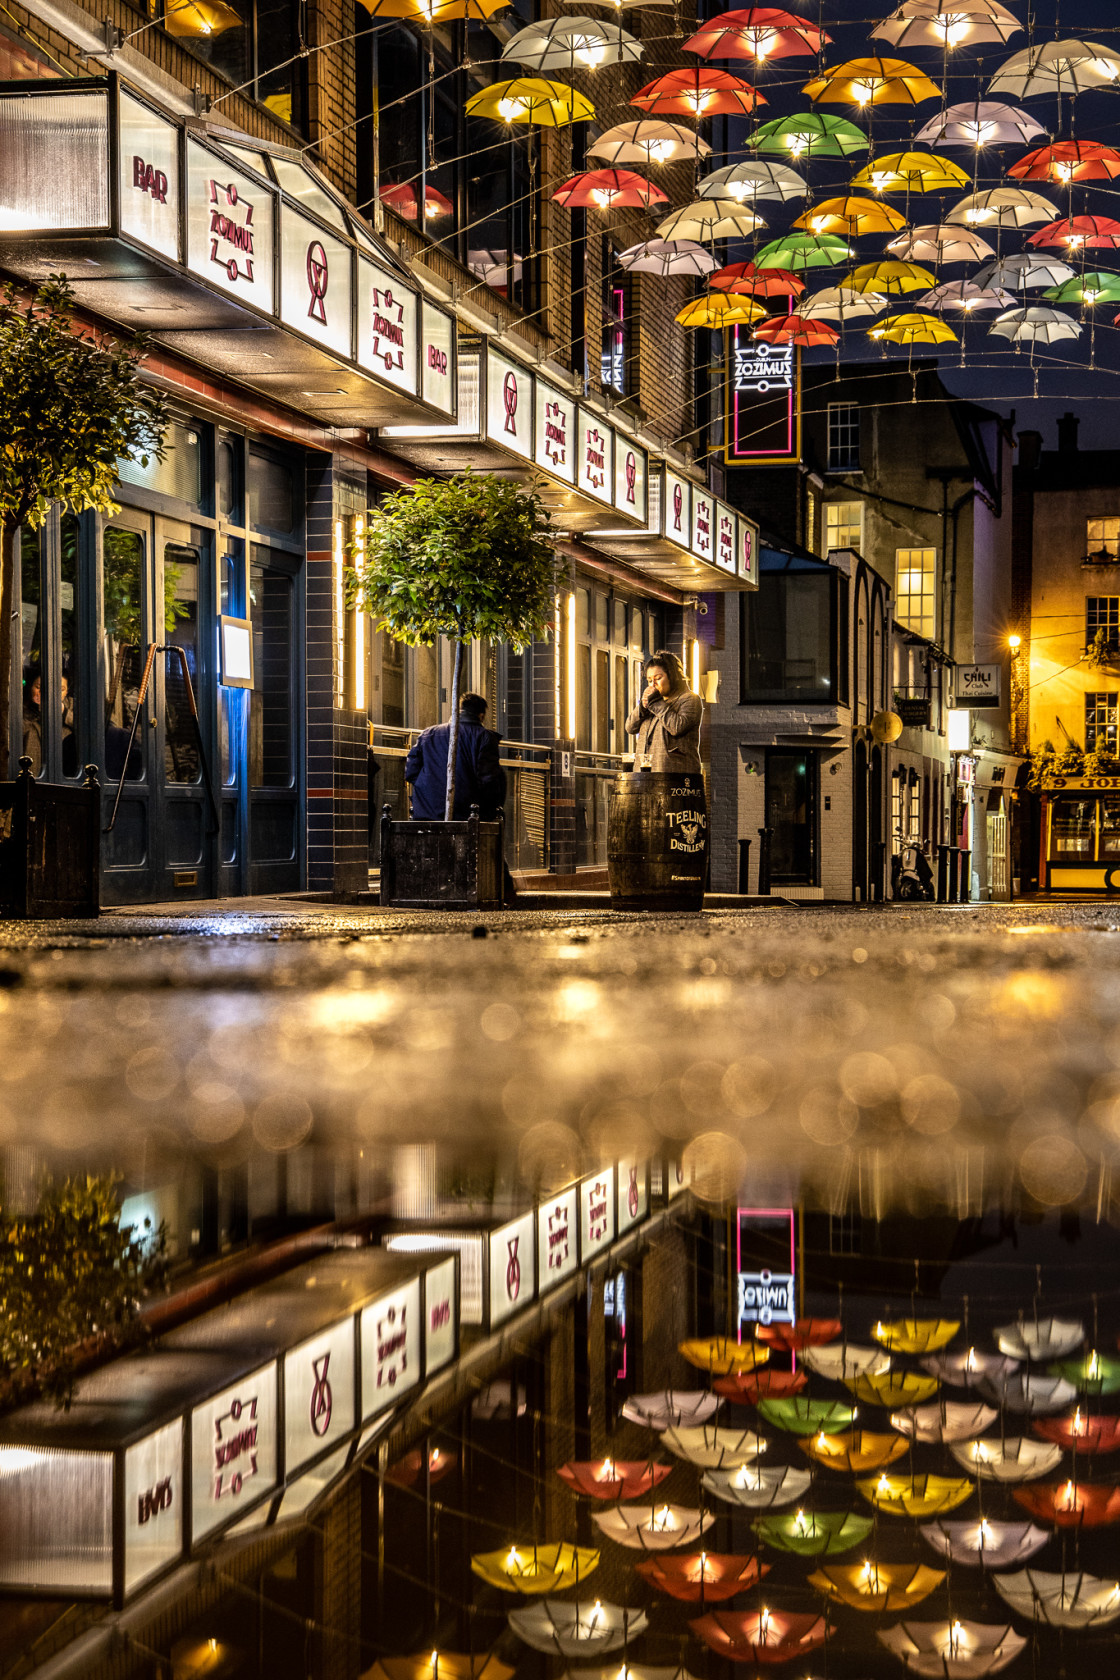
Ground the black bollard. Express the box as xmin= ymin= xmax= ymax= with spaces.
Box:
xmin=757 ymin=826 xmax=773 ymax=897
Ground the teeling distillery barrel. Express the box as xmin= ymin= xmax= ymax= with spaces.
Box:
xmin=607 ymin=771 xmax=708 ymax=911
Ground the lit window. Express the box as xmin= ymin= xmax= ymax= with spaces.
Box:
xmin=1086 ymin=691 xmax=1119 ymax=753
xmin=824 ymin=502 xmax=862 ymax=554
xmin=895 ymin=547 xmax=936 ymax=639
xmin=827 ymin=404 xmax=860 ymax=472
xmin=1087 ymin=517 xmax=1120 ymax=561
xmin=1087 ymin=596 xmax=1120 ymax=643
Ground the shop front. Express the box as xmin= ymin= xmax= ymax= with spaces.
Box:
xmin=1039 ymin=775 xmax=1120 ymax=892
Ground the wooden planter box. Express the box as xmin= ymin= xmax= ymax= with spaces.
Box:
xmin=0 ymin=759 xmax=100 ymax=918
xmin=380 ymin=805 xmax=504 ymax=910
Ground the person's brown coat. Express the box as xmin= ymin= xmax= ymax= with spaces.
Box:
xmin=625 ymin=686 xmax=703 ymax=773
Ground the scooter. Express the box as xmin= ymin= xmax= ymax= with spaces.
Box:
xmin=892 ymin=842 xmax=935 ymax=901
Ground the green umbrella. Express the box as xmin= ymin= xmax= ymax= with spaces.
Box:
xmin=757 ymin=1397 xmax=856 ymax=1435
xmin=752 ymin=112 xmax=869 ymax=160
xmin=754 ymin=233 xmax=852 ymax=272
xmin=1044 ymin=272 xmax=1120 ymax=306
xmin=1049 ymin=1351 xmax=1120 ymax=1395
xmin=755 ymin=1510 xmax=875 ymax=1557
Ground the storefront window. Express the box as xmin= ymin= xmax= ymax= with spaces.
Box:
xmin=1051 ymin=799 xmax=1094 ymax=857
xmin=1086 ymin=691 xmax=1119 ymax=754
xmin=250 ymin=550 xmax=296 ymax=788
xmin=165 ymin=0 xmax=307 ymax=133
xmin=742 ymin=570 xmax=835 ymax=704
xmin=250 ymin=448 xmax=297 ymax=535
xmin=164 ymin=544 xmax=201 ymax=785
xmin=1101 ymin=799 xmax=1120 ymax=857
xmin=119 ymin=421 xmax=205 ymax=509
xmin=19 ymin=528 xmax=43 ymax=777
xmin=103 ymin=527 xmax=146 ymax=782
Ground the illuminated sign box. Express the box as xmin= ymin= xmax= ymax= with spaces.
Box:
xmin=736 ymin=1207 xmax=796 ymax=1336
xmin=726 ymin=327 xmax=801 ymax=466
xmin=580 ymin=1166 xmax=617 ymax=1262
xmin=538 ymin=1185 xmax=579 ymax=1286
xmin=219 ymin=615 xmax=253 ymax=688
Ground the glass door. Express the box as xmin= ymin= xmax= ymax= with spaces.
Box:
xmin=766 ymin=750 xmax=818 ymax=886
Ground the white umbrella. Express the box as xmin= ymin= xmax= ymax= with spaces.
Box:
xmin=916 ymin=99 xmax=1046 ymax=148
xmin=949 ymin=1436 xmax=1063 ymax=1482
xmin=923 ymin=1349 xmax=1020 ymax=1386
xmin=917 ymin=280 xmax=1016 ymax=312
xmin=702 ymin=1463 xmax=812 ymax=1510
xmin=989 ymin=40 xmax=1120 ymax=99
xmin=973 ymin=1364 xmax=1080 ymax=1407
xmin=501 ymin=17 xmax=643 ymax=72
xmin=995 ymin=1317 xmax=1085 ymax=1361
xmin=874 ymin=1 xmax=1022 ymax=50
xmin=468 ymin=249 xmax=523 ymax=286
xmin=659 ymin=1425 xmax=766 ymax=1468
xmin=616 ymin=238 xmax=718 ymax=277
xmin=798 ymin=286 xmax=887 ymax=322
xmin=561 ymin=1669 xmax=703 ymax=1680
xmin=697 ymin=161 xmax=808 ymax=203
xmin=657 ymin=202 xmax=764 ymax=241
xmin=887 ymin=225 xmax=995 ymax=263
xmin=920 ymin=1518 xmax=1050 ymax=1570
xmin=945 ymin=188 xmax=1056 ymax=228
xmin=974 ymin=253 xmax=1074 ymax=290
xmin=878 ymin=1620 xmax=1026 ymax=1679
xmin=589 ymin=121 xmax=709 ymax=167
xmin=622 ymin=1390 xmax=721 ymax=1430
xmin=994 ymin=1570 xmax=1120 ymax=1630
xmin=803 ymin=1343 xmax=892 ymax=1380
xmin=592 ymin=1504 xmax=714 ymax=1551
xmin=892 ymin=1402 xmax=998 ymax=1443
xmin=509 ymin=1600 xmax=649 ymax=1657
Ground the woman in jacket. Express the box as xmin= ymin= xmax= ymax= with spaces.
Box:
xmin=625 ymin=649 xmax=703 ymax=774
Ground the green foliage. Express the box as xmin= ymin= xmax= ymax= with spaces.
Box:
xmin=1029 ymin=738 xmax=1085 ymax=788
xmin=103 ymin=527 xmax=188 ymax=646
xmin=1085 ymin=627 xmax=1120 ymax=671
xmin=345 ymin=471 xmax=557 ymax=651
xmin=1085 ymin=744 xmax=1120 ymax=779
xmin=0 ymin=1175 xmax=168 ymax=1408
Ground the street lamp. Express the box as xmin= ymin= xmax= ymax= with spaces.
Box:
xmin=1008 ymin=633 xmax=1022 ymax=650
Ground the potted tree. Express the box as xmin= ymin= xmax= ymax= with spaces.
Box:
xmin=347 ymin=472 xmax=556 ymax=908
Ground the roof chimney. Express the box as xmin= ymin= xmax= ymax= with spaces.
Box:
xmin=1017 ymin=430 xmax=1042 ymax=472
xmin=1057 ymin=411 xmax=1080 ymax=454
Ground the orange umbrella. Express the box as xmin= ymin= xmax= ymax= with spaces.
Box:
xmin=379 ymin=182 xmax=454 ymax=221
xmin=1029 ymin=215 xmax=1120 ymax=250
xmin=803 ymin=56 xmax=941 ymax=107
xmin=1009 ymin=140 xmax=1120 ymax=183
xmin=1033 ymin=1413 xmax=1120 ymax=1454
xmin=632 ymin=67 xmax=765 ymax=118
xmin=552 ymin=169 xmax=668 ymax=209
xmin=556 ymin=1459 xmax=673 ymax=1500
xmin=714 ymin=1368 xmax=810 ymax=1402
xmin=691 ymin=1609 xmax=829 ymax=1664
xmin=711 ymin=262 xmax=806 ymax=297
xmin=1014 ymin=1480 xmax=1120 ymax=1528
xmin=635 ymin=1552 xmax=769 ymax=1602
xmin=755 ymin=316 xmax=839 ymax=347
xmin=756 ymin=1318 xmax=842 ymax=1349
xmin=684 ymin=7 xmax=829 ymax=62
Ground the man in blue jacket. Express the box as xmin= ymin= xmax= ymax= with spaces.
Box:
xmin=404 ymin=692 xmax=507 ymax=821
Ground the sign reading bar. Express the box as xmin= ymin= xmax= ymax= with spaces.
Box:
xmin=424 ymin=1256 xmax=457 ymax=1376
xmin=489 ymin=1210 xmax=536 ymax=1328
xmin=119 ymin=92 xmax=179 ymax=262
xmin=421 ymin=302 xmax=455 ymax=416
xmin=727 ymin=326 xmax=800 ymax=466
xmin=955 ymin=664 xmax=1001 ymax=708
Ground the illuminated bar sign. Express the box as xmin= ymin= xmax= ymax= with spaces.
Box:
xmin=538 ymin=1185 xmax=579 ymax=1285
xmin=489 ymin=1210 xmax=536 ymax=1328
xmin=736 ymin=1207 xmax=796 ymax=1335
xmin=727 ymin=326 xmax=801 ymax=466
xmin=580 ymin=1166 xmax=617 ymax=1262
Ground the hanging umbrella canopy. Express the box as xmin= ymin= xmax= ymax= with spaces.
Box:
xmin=946 ymin=187 xmax=1055 ymax=228
xmin=1014 ymin=1479 xmax=1120 ymax=1528
xmin=859 ymin=1471 xmax=974 ymax=1516
xmin=751 ymin=113 xmax=868 ymax=159
xmin=1034 ymin=1410 xmax=1120 ymax=1453
xmin=703 ymin=1462 xmax=813 ymax=1509
xmin=803 ymin=1342 xmax=892 ymax=1380
xmin=801 ymin=1428 xmax=911 ymax=1472
xmin=874 ymin=1319 xmax=961 ymax=1355
xmin=1010 ymin=141 xmax=1120 ymax=184
xmin=799 ymin=285 xmax=888 ymax=321
xmin=622 ymin=1390 xmax=721 ymax=1430
xmin=753 ymin=232 xmax=852 ymax=271
xmin=1045 ymin=273 xmax=1120 ymax=307
xmin=810 ymin=1561 xmax=945 ymax=1612
xmin=501 ymin=17 xmax=643 ymax=72
xmin=878 ymin=1619 xmax=1026 ymax=1678
xmin=803 ymin=56 xmax=942 ymax=107
xmin=361 ymin=1655 xmax=514 ymax=1680
xmin=1052 ymin=1349 xmax=1120 ymax=1392
xmin=162 ymin=0 xmax=241 ymax=35
xmin=916 ymin=99 xmax=1046 ymax=148
xmin=924 ymin=1348 xmax=1020 ymax=1385
xmin=989 ymin=40 xmax=1120 ymax=100
xmin=359 ymin=0 xmax=506 ymax=17
xmin=714 ymin=1366 xmax=809 ymax=1400
xmin=872 ymin=1 xmax=1021 ymax=51
xmin=698 ymin=160 xmax=808 ymax=201
xmin=508 ymin=1600 xmax=649 ymax=1657
xmin=658 ymin=202 xmax=765 ymax=241
xmin=472 ymin=1543 xmax=600 ymax=1594
xmin=592 ymin=1504 xmax=714 ymax=1552
xmin=379 ymin=182 xmax=454 ymax=222
xmin=974 ymin=1366 xmax=1080 ymax=1409
xmin=1030 ymin=215 xmax=1120 ymax=251
xmin=892 ymin=1401 xmax=998 ymax=1442
xmin=660 ymin=1422 xmax=767 ymax=1466
xmin=758 ymin=1396 xmax=856 ymax=1433
xmin=974 ymin=253 xmax=1075 ymax=291
xmin=691 ymin=1609 xmax=829 ymax=1665
xmin=994 ymin=1569 xmax=1120 ymax=1629
xmin=679 ymin=1337 xmax=770 ymax=1374
xmin=869 ymin=311 xmax=958 ymax=344
xmin=949 ymin=1436 xmax=1063 ymax=1482
xmin=631 ymin=67 xmax=764 ymax=118
xmin=920 ymin=1518 xmax=1051 ymax=1570
xmin=757 ymin=1317 xmax=843 ymax=1350
xmin=794 ymin=196 xmax=910 ymax=236
xmin=887 ymin=225 xmax=995 ymax=263
xmin=711 ymin=262 xmax=806 ymax=296
xmin=754 ymin=316 xmax=840 ymax=346
xmin=995 ymin=1317 xmax=1085 ymax=1361
xmin=852 ymin=151 xmax=971 ymax=193
xmin=756 ymin=1509 xmax=875 ymax=1556
xmin=556 ymin=1459 xmax=674 ymax=1500
xmin=683 ymin=8 xmax=830 ymax=62
xmin=465 ymin=78 xmax=595 ymax=127
xmin=589 ymin=120 xmax=711 ymax=166
xmin=634 ymin=1552 xmax=768 ymax=1602
xmin=553 ymin=169 xmax=668 ymax=209
xmin=616 ymin=239 xmax=719 ymax=276
xmin=386 ymin=1446 xmax=457 ymax=1489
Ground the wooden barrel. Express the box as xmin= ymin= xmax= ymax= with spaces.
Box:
xmin=607 ymin=771 xmax=708 ymax=911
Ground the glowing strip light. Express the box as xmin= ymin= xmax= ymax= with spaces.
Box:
xmin=555 ymin=594 xmax=562 ymax=739
xmin=691 ymin=638 xmax=701 ymax=695
xmin=334 ymin=519 xmax=345 ymax=706
xmin=353 ymin=514 xmax=365 ymax=713
xmin=567 ymin=591 xmax=577 ymax=740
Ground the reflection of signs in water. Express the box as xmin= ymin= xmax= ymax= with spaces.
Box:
xmin=628 ymin=1166 xmax=640 ymax=1218
xmin=214 ymin=1394 xmax=259 ymax=1499
xmin=310 ymin=1352 xmax=333 ymax=1437
xmin=506 ymin=1236 xmax=521 ymax=1300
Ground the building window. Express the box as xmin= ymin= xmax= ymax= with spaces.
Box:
xmin=1087 ymin=518 xmax=1120 ymax=562
xmin=1086 ymin=692 xmax=1119 ymax=754
xmin=1087 ymin=596 xmax=1120 ymax=645
xmin=827 ymin=404 xmax=860 ymax=472
xmin=165 ymin=0 xmax=308 ymax=132
xmin=824 ymin=501 xmax=862 ymax=554
xmin=895 ymin=547 xmax=936 ymax=639
xmin=742 ymin=570 xmax=835 ymax=704
xmin=601 ymin=241 xmax=631 ymax=396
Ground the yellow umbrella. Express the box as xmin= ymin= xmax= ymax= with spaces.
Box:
xmin=679 ymin=1337 xmax=770 ymax=1374
xmin=801 ymin=1429 xmax=910 ymax=1473
xmin=873 ymin=1319 xmax=961 ymax=1355
xmin=358 ymin=0 xmax=507 ymax=15
xmin=869 ymin=312 xmax=958 ymax=345
xmin=845 ymin=1370 xmax=941 ymax=1407
xmin=471 ymin=1542 xmax=599 ymax=1593
xmin=844 ymin=260 xmax=935 ymax=295
xmin=465 ymin=78 xmax=595 ymax=126
xmin=793 ymin=195 xmax=909 ymax=235
xmin=858 ymin=1472 xmax=973 ymax=1517
xmin=803 ymin=57 xmax=941 ymax=107
xmin=852 ymin=150 xmax=971 ymax=194
xmin=808 ymin=1561 xmax=945 ymax=1612
xmin=361 ymin=1657 xmax=515 ymax=1680
xmin=676 ymin=296 xmax=766 ymax=328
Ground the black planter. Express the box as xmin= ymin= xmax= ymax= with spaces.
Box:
xmin=0 ymin=758 xmax=100 ymax=918
xmin=380 ymin=804 xmax=504 ymax=910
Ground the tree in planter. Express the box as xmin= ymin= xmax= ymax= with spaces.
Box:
xmin=0 ymin=278 xmax=168 ymax=778
xmin=346 ymin=473 xmax=556 ymax=818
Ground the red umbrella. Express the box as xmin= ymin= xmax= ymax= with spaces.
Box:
xmin=755 ymin=316 xmax=838 ymax=346
xmin=556 ymin=1459 xmax=673 ymax=1500
xmin=710 ymin=262 xmax=806 ymax=296
xmin=552 ymin=168 xmax=668 ymax=209
xmin=756 ymin=1318 xmax=842 ymax=1350
xmin=684 ymin=7 xmax=830 ymax=62
xmin=691 ymin=1609 xmax=830 ymax=1664
xmin=386 ymin=1446 xmax=458 ymax=1488
xmin=1009 ymin=141 xmax=1120 ymax=183
xmin=1029 ymin=214 xmax=1120 ymax=250
xmin=1013 ymin=1479 xmax=1120 ymax=1528
xmin=379 ymin=181 xmax=455 ymax=221
xmin=635 ymin=1552 xmax=769 ymax=1602
xmin=1034 ymin=1413 xmax=1120 ymax=1455
xmin=714 ymin=1369 xmax=809 ymax=1403
xmin=631 ymin=67 xmax=765 ymax=118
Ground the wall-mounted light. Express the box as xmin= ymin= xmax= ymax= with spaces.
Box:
xmin=1008 ymin=633 xmax=1022 ymax=651
xmin=354 ymin=515 xmax=365 ymax=713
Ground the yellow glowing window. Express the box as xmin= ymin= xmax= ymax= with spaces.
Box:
xmin=825 ymin=502 xmax=863 ymax=554
xmin=895 ymin=548 xmax=936 ymax=639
